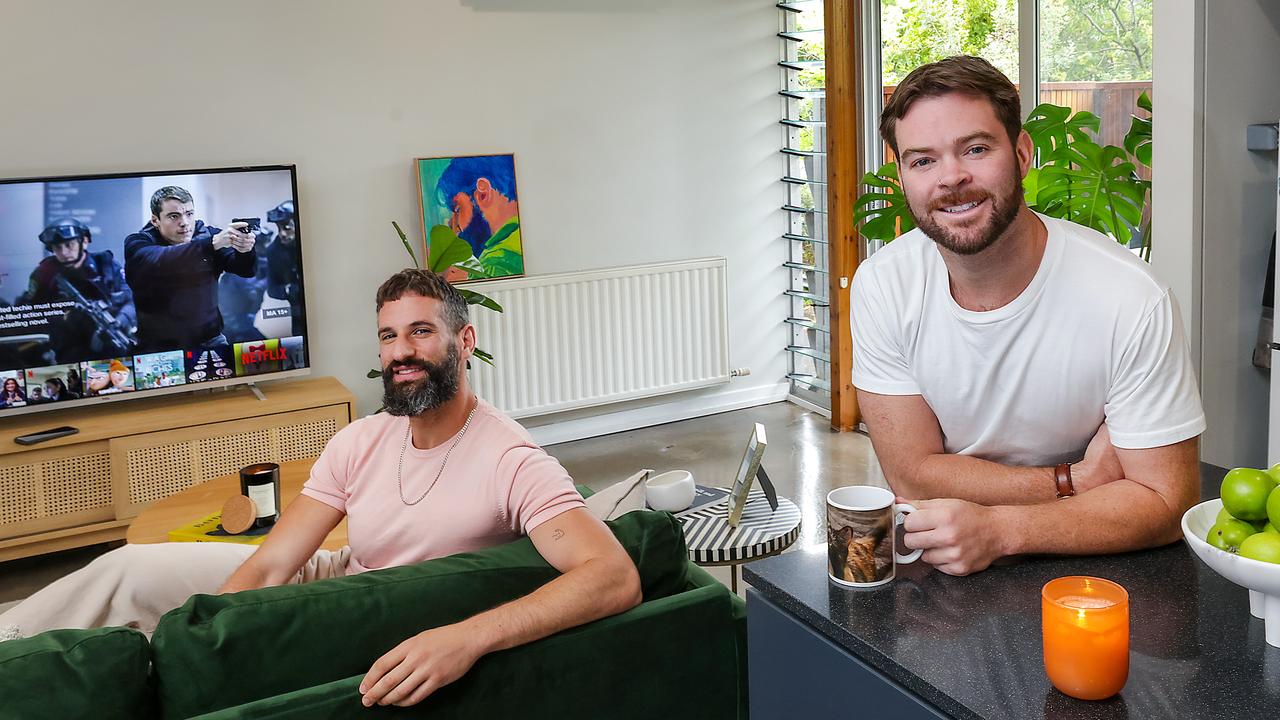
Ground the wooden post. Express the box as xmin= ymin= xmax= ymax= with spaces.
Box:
xmin=824 ymin=0 xmax=863 ymax=431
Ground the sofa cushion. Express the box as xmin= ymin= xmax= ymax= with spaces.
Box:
xmin=583 ymin=470 xmax=649 ymax=521
xmin=152 ymin=509 xmax=689 ymax=719
xmin=185 ymin=583 xmax=741 ymax=720
xmin=0 ymin=626 xmax=154 ymax=720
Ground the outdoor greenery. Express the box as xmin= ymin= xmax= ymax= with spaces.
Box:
xmin=881 ymin=0 xmax=1152 ymax=85
xmin=852 ymin=92 xmax=1153 ymax=259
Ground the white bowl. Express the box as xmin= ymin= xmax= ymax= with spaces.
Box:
xmin=645 ymin=470 xmax=696 ymax=512
xmin=1182 ymin=498 xmax=1280 ymax=646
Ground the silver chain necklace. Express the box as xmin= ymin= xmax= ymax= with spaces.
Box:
xmin=397 ymin=401 xmax=479 ymax=506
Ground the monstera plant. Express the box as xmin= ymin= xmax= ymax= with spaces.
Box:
xmin=854 ymin=92 xmax=1153 ymax=260
xmin=365 ymin=221 xmax=503 ymax=379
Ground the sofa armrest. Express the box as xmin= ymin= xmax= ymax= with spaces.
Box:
xmin=187 ymin=583 xmax=746 ymax=720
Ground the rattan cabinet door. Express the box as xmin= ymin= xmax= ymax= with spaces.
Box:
xmin=110 ymin=405 xmax=346 ymax=519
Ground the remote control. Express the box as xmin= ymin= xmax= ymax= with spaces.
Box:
xmin=15 ymin=426 xmax=80 ymax=445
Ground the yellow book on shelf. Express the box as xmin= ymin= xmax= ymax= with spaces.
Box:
xmin=168 ymin=512 xmax=272 ymax=544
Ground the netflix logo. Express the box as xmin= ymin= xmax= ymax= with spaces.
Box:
xmin=241 ymin=347 xmax=286 ymax=365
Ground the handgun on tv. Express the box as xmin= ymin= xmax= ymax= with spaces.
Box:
xmin=231 ymin=217 xmax=261 ymax=233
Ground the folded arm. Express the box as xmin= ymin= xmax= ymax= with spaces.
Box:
xmin=217 ymin=495 xmax=343 ymax=593
xmin=359 ymin=507 xmax=642 ymax=708
xmin=858 ymin=389 xmax=1122 ymax=504
xmin=997 ymin=437 xmax=1201 ymax=555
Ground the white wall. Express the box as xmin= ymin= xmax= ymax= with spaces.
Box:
xmin=1154 ymin=0 xmax=1280 ymax=468
xmin=0 ymin=0 xmax=788 ymax=428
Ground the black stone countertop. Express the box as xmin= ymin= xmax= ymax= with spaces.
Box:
xmin=743 ymin=463 xmax=1280 ymax=719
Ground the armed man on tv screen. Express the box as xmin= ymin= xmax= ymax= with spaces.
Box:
xmin=264 ymin=200 xmax=305 ymax=337
xmin=124 ymin=186 xmax=257 ymax=353
xmin=17 ymin=218 xmax=138 ymax=363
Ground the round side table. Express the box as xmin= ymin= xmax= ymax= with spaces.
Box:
xmin=677 ymin=488 xmax=802 ymax=593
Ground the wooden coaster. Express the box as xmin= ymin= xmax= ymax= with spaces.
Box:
xmin=221 ymin=495 xmax=258 ymax=534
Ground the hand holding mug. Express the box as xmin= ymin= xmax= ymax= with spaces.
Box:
xmin=900 ymin=497 xmax=1005 ymax=577
xmin=827 ymin=486 xmax=922 ymax=588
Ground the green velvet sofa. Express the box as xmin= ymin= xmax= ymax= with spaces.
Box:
xmin=0 ymin=511 xmax=747 ymax=719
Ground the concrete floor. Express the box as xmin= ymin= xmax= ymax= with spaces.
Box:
xmin=0 ymin=401 xmax=885 ymax=605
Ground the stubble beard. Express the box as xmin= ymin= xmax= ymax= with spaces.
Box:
xmin=381 ymin=341 xmax=462 ymax=416
xmin=907 ymin=162 xmax=1024 ymax=257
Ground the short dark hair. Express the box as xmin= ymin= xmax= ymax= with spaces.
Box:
xmin=150 ymin=186 xmax=194 ymax=216
xmin=375 ymin=268 xmax=469 ymax=332
xmin=880 ymin=56 xmax=1022 ymax=156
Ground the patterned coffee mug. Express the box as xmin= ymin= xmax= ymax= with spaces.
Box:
xmin=826 ymin=486 xmax=922 ymax=587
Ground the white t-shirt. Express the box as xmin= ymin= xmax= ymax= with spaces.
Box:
xmin=850 ymin=214 xmax=1205 ymax=467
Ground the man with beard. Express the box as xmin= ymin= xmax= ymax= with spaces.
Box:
xmin=18 ymin=218 xmax=137 ymax=361
xmin=849 ymin=56 xmax=1204 ymax=576
xmin=437 ymin=156 xmax=523 ymax=280
xmin=0 ymin=269 xmax=642 ymax=710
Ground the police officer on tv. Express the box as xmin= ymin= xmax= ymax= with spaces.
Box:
xmin=264 ymin=200 xmax=305 ymax=336
xmin=18 ymin=218 xmax=138 ymax=362
xmin=124 ymin=186 xmax=257 ymax=353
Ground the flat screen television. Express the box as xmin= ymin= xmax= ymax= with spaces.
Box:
xmin=0 ymin=165 xmax=308 ymax=417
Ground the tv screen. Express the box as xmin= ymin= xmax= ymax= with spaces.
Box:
xmin=0 ymin=165 xmax=308 ymax=415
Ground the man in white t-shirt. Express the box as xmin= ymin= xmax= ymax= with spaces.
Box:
xmin=851 ymin=56 xmax=1205 ymax=576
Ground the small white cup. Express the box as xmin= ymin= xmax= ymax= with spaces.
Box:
xmin=645 ymin=470 xmax=696 ymax=512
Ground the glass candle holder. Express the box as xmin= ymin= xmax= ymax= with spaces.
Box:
xmin=1042 ymin=576 xmax=1129 ymax=700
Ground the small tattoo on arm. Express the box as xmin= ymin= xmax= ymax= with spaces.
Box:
xmin=553 ymin=528 xmax=565 ymax=541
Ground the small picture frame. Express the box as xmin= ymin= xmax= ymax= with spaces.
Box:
xmin=727 ymin=423 xmax=767 ymax=527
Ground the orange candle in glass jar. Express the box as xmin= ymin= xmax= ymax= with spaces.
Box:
xmin=1041 ymin=576 xmax=1129 ymax=700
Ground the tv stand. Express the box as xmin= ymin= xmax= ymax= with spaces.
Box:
xmin=247 ymin=382 xmax=267 ymax=401
xmin=0 ymin=376 xmax=355 ymax=561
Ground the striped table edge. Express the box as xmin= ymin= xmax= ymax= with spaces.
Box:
xmin=678 ymin=490 xmax=802 ymax=564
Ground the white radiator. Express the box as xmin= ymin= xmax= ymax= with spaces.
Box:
xmin=466 ymin=257 xmax=730 ymax=419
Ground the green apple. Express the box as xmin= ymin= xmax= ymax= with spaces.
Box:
xmin=1269 ymin=485 xmax=1280 ymax=529
xmin=1240 ymin=532 xmax=1280 ymax=564
xmin=1221 ymin=468 xmax=1275 ymax=521
xmin=1268 ymin=462 xmax=1280 ymax=485
xmin=1208 ymin=519 xmax=1257 ymax=552
xmin=1265 ymin=522 xmax=1280 ymax=535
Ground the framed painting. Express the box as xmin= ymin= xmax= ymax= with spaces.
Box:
xmin=416 ymin=153 xmax=525 ymax=283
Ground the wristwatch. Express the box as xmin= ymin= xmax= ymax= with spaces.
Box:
xmin=1054 ymin=463 xmax=1075 ymax=499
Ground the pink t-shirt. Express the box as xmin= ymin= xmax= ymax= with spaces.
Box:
xmin=301 ymin=399 xmax=585 ymax=574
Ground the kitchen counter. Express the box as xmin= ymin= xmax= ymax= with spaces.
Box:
xmin=743 ymin=463 xmax=1280 ymax=719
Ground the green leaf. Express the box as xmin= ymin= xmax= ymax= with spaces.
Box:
xmin=472 ymin=348 xmax=495 ymax=366
xmin=1123 ymin=92 xmax=1152 ymax=169
xmin=427 ymin=225 xmax=476 ymax=274
xmin=1024 ymin=103 xmax=1100 ymax=162
xmin=455 ymin=287 xmax=504 ymax=313
xmin=1022 ymin=166 xmax=1042 ymax=208
xmin=366 ymin=368 xmax=382 ymax=379
xmin=391 ymin=221 xmax=420 ymax=269
xmin=853 ymin=162 xmax=916 ymax=242
xmin=1034 ymin=144 xmax=1147 ymax=246
xmin=453 ymin=256 xmax=486 ymax=277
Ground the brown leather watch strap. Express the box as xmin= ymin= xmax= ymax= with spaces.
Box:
xmin=1054 ymin=463 xmax=1075 ymax=499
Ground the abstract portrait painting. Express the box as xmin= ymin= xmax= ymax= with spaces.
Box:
xmin=417 ymin=154 xmax=524 ymax=282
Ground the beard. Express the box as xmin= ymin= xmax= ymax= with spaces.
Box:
xmin=907 ymin=163 xmax=1023 ymax=256
xmin=458 ymin=206 xmax=492 ymax=256
xmin=381 ymin=341 xmax=462 ymax=416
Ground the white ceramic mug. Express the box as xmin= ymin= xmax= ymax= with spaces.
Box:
xmin=826 ymin=485 xmax=922 ymax=588
xmin=645 ymin=470 xmax=696 ymax=512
